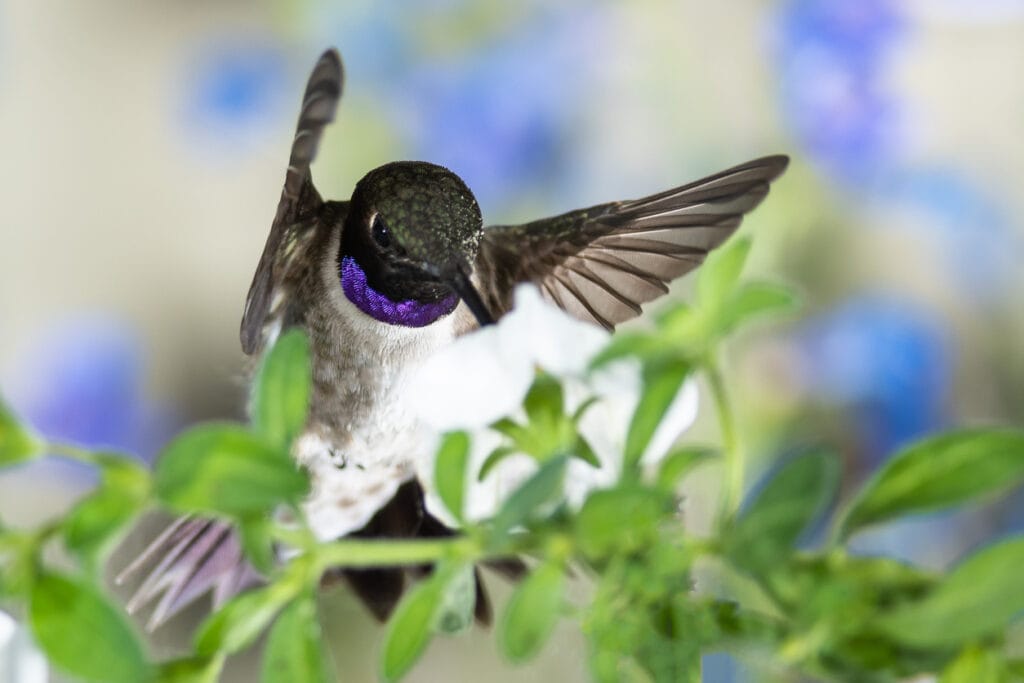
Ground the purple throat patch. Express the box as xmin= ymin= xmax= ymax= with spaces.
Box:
xmin=340 ymin=255 xmax=458 ymax=327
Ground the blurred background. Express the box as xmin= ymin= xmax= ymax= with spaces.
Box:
xmin=1 ymin=0 xmax=1023 ymax=680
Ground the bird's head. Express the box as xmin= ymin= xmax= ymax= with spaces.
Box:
xmin=337 ymin=161 xmax=493 ymax=327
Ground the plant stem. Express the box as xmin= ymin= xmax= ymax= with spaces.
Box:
xmin=707 ymin=354 xmax=743 ymax=527
xmin=47 ymin=441 xmax=100 ymax=466
xmin=312 ymin=536 xmax=481 ymax=573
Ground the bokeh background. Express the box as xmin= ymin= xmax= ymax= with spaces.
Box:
xmin=1 ymin=0 xmax=1023 ymax=681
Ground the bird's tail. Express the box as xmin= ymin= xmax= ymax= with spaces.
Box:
xmin=117 ymin=481 xmax=523 ymax=629
xmin=116 ymin=516 xmax=261 ymax=631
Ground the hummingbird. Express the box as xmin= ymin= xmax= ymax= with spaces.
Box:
xmin=120 ymin=49 xmax=788 ymax=628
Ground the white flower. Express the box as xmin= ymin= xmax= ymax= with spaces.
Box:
xmin=0 ymin=610 xmax=48 ymax=683
xmin=408 ymin=284 xmax=698 ymax=523
xmin=409 ymin=285 xmax=608 ymax=432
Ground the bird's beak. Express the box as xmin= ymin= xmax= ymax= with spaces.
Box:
xmin=444 ymin=263 xmax=495 ymax=327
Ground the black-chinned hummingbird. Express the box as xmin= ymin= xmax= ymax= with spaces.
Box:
xmin=120 ymin=49 xmax=788 ymax=627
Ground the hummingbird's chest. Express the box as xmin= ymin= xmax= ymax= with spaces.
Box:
xmin=305 ymin=294 xmax=457 ymax=466
xmin=281 ymin=234 xmax=460 ymax=540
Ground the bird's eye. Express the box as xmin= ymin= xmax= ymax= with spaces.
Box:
xmin=371 ymin=215 xmax=391 ymax=249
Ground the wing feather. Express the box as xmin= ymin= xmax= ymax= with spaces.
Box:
xmin=475 ymin=155 xmax=788 ymax=329
xmin=240 ymin=49 xmax=344 ymax=355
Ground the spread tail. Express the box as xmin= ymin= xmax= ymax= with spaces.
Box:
xmin=118 ymin=481 xmax=523 ymax=629
xmin=116 ymin=516 xmax=261 ymax=631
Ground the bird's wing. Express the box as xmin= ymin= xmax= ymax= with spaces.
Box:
xmin=474 ymin=155 xmax=789 ymax=329
xmin=240 ymin=49 xmax=344 ymax=355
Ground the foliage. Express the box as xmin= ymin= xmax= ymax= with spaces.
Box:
xmin=2 ymin=240 xmax=1024 ymax=682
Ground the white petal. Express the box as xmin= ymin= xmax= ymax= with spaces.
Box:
xmin=642 ymin=379 xmax=699 ymax=464
xmin=407 ymin=325 xmax=533 ymax=431
xmin=0 ymin=611 xmax=48 ymax=683
xmin=408 ymin=284 xmax=609 ymax=431
xmin=465 ymin=451 xmax=539 ymax=522
xmin=508 ymin=284 xmax=609 ymax=375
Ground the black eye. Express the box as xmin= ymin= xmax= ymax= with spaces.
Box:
xmin=371 ymin=215 xmax=391 ymax=249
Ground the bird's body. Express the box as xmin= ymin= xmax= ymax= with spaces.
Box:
xmin=121 ymin=48 xmax=789 ymax=628
xmin=289 ymin=204 xmax=462 ymax=540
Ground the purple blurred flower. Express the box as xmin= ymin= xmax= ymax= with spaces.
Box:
xmin=330 ymin=5 xmax=603 ymax=208
xmin=4 ymin=317 xmax=177 ymax=460
xmin=776 ymin=0 xmax=904 ymax=185
xmin=795 ymin=297 xmax=951 ymax=463
xmin=181 ymin=38 xmax=290 ymax=152
xmin=404 ymin=19 xmax=598 ymax=207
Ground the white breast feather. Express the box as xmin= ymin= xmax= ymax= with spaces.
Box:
xmin=292 ymin=235 xmax=459 ymax=541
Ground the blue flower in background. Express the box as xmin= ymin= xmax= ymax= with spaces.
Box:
xmin=3 ymin=317 xmax=177 ymax=461
xmin=775 ymin=0 xmax=1017 ymax=295
xmin=401 ymin=14 xmax=596 ymax=209
xmin=322 ymin=4 xmax=416 ymax=86
xmin=398 ymin=40 xmax=574 ymax=208
xmin=795 ymin=297 xmax=951 ymax=464
xmin=181 ymin=38 xmax=290 ymax=152
xmin=329 ymin=4 xmax=601 ymax=209
xmin=776 ymin=0 xmax=904 ymax=185
xmin=889 ymin=169 xmax=1019 ymax=298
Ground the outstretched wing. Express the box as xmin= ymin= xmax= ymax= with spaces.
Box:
xmin=239 ymin=49 xmax=344 ymax=355
xmin=474 ymin=155 xmax=789 ymax=329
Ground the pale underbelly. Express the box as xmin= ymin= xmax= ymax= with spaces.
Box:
xmin=293 ymin=385 xmax=436 ymax=542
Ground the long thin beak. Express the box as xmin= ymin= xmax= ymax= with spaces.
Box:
xmin=446 ymin=265 xmax=495 ymax=327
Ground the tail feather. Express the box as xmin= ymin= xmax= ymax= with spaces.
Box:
xmin=119 ymin=481 xmax=523 ymax=629
xmin=117 ymin=517 xmax=260 ymax=630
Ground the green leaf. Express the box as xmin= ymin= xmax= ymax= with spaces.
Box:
xmin=93 ymin=451 xmax=152 ymax=496
xmin=435 ymin=563 xmax=477 ymax=635
xmin=155 ymin=422 xmax=309 ymax=517
xmin=0 ymin=529 xmax=37 ymax=598
xmin=878 ymin=536 xmax=1024 ymax=647
xmin=434 ymin=431 xmax=470 ymax=522
xmin=251 ymin=328 xmax=312 ymax=449
xmin=29 ymin=571 xmax=153 ymax=683
xmin=624 ymin=361 xmax=692 ymax=470
xmin=63 ymin=487 xmax=143 ymax=570
xmin=575 ymin=435 xmax=602 ymax=469
xmin=589 ymin=331 xmax=662 ymax=370
xmin=478 ymin=445 xmax=517 ymax=481
xmin=838 ymin=429 xmax=1024 ymax=539
xmin=262 ymin=596 xmax=332 ymax=683
xmin=489 ymin=456 xmax=568 ymax=543
xmin=717 ymin=281 xmax=799 ymax=335
xmin=491 ymin=417 xmax=529 ymax=442
xmin=659 ymin=303 xmax=706 ymax=349
xmin=728 ymin=451 xmax=839 ymax=573
xmin=239 ymin=515 xmax=276 ymax=575
xmin=156 ymin=656 xmax=224 ymax=683
xmin=571 ymin=396 xmax=600 ymax=424
xmin=697 ymin=236 xmax=751 ymax=306
xmin=380 ymin=567 xmax=451 ymax=682
xmin=523 ymin=372 xmax=564 ymax=424
xmin=63 ymin=455 xmax=150 ymax=570
xmin=575 ymin=485 xmax=670 ymax=559
xmin=499 ymin=562 xmax=565 ymax=663
xmin=941 ymin=646 xmax=1005 ymax=683
xmin=655 ymin=445 xmax=718 ymax=491
xmin=0 ymin=397 xmax=44 ymax=466
xmin=195 ymin=581 xmax=297 ymax=656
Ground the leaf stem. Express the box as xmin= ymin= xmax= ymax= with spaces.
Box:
xmin=46 ymin=441 xmax=100 ymax=466
xmin=707 ymin=354 xmax=743 ymax=527
xmin=312 ymin=536 xmax=481 ymax=574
